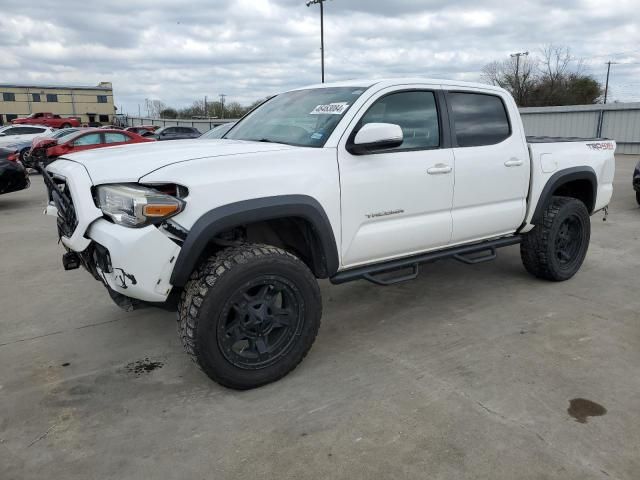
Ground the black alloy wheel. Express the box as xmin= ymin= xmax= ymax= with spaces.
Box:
xmin=218 ymin=277 xmax=303 ymax=370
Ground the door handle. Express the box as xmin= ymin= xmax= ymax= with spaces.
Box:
xmin=504 ymin=158 xmax=524 ymax=167
xmin=427 ymin=164 xmax=452 ymax=175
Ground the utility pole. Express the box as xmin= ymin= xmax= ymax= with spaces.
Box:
xmin=604 ymin=61 xmax=617 ymax=104
xmin=204 ymin=96 xmax=208 ymax=117
xmin=306 ymin=0 xmax=327 ymax=83
xmin=510 ymin=51 xmax=529 ymax=105
xmin=219 ymin=94 xmax=226 ymax=119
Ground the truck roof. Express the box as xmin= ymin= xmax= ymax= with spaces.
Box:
xmin=292 ymin=77 xmax=507 ymax=94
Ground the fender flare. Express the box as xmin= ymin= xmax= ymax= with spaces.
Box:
xmin=170 ymin=195 xmax=340 ymax=287
xmin=531 ymin=166 xmax=597 ymax=224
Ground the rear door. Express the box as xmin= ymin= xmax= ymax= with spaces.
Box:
xmin=338 ymin=87 xmax=455 ymax=267
xmin=446 ymin=90 xmax=530 ymax=244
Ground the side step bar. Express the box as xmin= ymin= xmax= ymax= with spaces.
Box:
xmin=330 ymin=236 xmax=522 ymax=286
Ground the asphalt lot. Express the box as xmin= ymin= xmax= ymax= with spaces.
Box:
xmin=1 ymin=155 xmax=639 ymax=480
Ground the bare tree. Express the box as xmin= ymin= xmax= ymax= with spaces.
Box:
xmin=481 ymin=55 xmax=536 ymax=106
xmin=481 ymin=45 xmax=601 ymax=107
xmin=144 ymin=99 xmax=167 ymax=118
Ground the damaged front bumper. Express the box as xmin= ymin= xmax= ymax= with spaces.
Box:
xmin=44 ymin=160 xmax=182 ymax=307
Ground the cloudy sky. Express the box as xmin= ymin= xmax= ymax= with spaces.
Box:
xmin=1 ymin=0 xmax=638 ymax=114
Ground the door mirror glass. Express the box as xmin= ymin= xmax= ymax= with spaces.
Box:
xmin=348 ymin=123 xmax=403 ymax=155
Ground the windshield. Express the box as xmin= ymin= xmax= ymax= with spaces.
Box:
xmin=225 ymin=87 xmax=367 ymax=147
xmin=201 ymin=123 xmax=235 ymax=139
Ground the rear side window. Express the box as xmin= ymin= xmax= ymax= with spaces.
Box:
xmin=449 ymin=92 xmax=510 ymax=147
xmin=20 ymin=127 xmax=47 ymax=134
xmin=104 ymin=133 xmax=129 ymax=143
xmin=358 ymin=91 xmax=440 ymax=151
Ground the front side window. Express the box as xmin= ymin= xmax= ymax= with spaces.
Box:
xmin=357 ymin=91 xmax=440 ymax=151
xmin=449 ymin=92 xmax=510 ymax=147
xmin=46 ymin=94 xmax=58 ymax=102
xmin=226 ymin=87 xmax=367 ymax=147
xmin=3 ymin=93 xmax=16 ymax=102
xmin=73 ymin=133 xmax=102 ymax=146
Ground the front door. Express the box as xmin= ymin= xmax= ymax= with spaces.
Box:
xmin=338 ymin=88 xmax=455 ymax=268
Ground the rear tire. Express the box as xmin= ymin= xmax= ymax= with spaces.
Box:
xmin=178 ymin=244 xmax=321 ymax=390
xmin=61 ymin=123 xmax=71 ymax=129
xmin=520 ymin=196 xmax=590 ymax=281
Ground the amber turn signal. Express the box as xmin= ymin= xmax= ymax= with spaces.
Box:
xmin=143 ymin=204 xmax=180 ymax=217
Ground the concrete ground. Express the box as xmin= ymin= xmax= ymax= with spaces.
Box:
xmin=1 ymin=155 xmax=639 ymax=480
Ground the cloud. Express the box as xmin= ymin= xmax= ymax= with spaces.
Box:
xmin=0 ymin=0 xmax=638 ymax=114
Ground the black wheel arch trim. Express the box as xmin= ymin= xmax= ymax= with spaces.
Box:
xmin=170 ymin=195 xmax=339 ymax=287
xmin=531 ymin=166 xmax=597 ymax=224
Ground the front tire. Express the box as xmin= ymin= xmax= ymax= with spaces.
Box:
xmin=636 ymin=190 xmax=640 ymax=206
xmin=178 ymin=244 xmax=322 ymax=390
xmin=61 ymin=123 xmax=71 ymax=129
xmin=520 ymin=196 xmax=591 ymax=281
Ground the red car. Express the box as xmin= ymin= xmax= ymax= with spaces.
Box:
xmin=125 ymin=125 xmax=159 ymax=135
xmin=12 ymin=112 xmax=81 ymax=128
xmin=45 ymin=129 xmax=155 ymax=160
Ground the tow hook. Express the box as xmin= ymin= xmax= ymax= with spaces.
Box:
xmin=62 ymin=251 xmax=81 ymax=270
xmin=602 ymin=206 xmax=609 ymax=222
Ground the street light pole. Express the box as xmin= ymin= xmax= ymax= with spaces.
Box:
xmin=219 ymin=93 xmax=226 ymax=119
xmin=510 ymin=51 xmax=529 ymax=105
xmin=306 ymin=0 xmax=327 ymax=83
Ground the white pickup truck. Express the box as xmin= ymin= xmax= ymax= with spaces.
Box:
xmin=44 ymin=78 xmax=616 ymax=389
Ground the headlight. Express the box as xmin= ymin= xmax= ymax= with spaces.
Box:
xmin=96 ymin=184 xmax=185 ymax=228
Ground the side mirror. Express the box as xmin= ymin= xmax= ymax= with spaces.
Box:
xmin=347 ymin=123 xmax=403 ymax=155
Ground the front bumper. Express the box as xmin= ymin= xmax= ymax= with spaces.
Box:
xmin=86 ymin=219 xmax=181 ymax=302
xmin=44 ymin=160 xmax=182 ymax=303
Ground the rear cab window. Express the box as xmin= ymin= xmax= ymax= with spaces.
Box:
xmin=448 ymin=92 xmax=511 ymax=147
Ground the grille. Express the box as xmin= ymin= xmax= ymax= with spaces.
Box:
xmin=42 ymin=169 xmax=78 ymax=238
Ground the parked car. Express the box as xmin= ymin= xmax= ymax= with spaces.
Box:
xmin=0 ymin=125 xmax=55 ymax=148
xmin=125 ymin=126 xmax=159 ymax=135
xmin=200 ymin=122 xmax=236 ymax=139
xmin=153 ymin=126 xmax=201 ymax=140
xmin=0 ymin=147 xmax=30 ymax=195
xmin=633 ymin=160 xmax=640 ymax=205
xmin=43 ymin=78 xmax=615 ymax=390
xmin=24 ymin=128 xmax=83 ymax=169
xmin=12 ymin=112 xmax=81 ymax=128
xmin=44 ymin=129 xmax=155 ymax=162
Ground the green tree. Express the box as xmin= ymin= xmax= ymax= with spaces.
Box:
xmin=160 ymin=108 xmax=178 ymax=119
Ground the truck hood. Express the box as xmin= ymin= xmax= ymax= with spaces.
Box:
xmin=56 ymin=139 xmax=297 ymax=184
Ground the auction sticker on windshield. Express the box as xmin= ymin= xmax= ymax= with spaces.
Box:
xmin=310 ymin=102 xmax=349 ymax=115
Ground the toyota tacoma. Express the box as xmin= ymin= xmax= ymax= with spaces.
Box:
xmin=43 ymin=79 xmax=616 ymax=389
